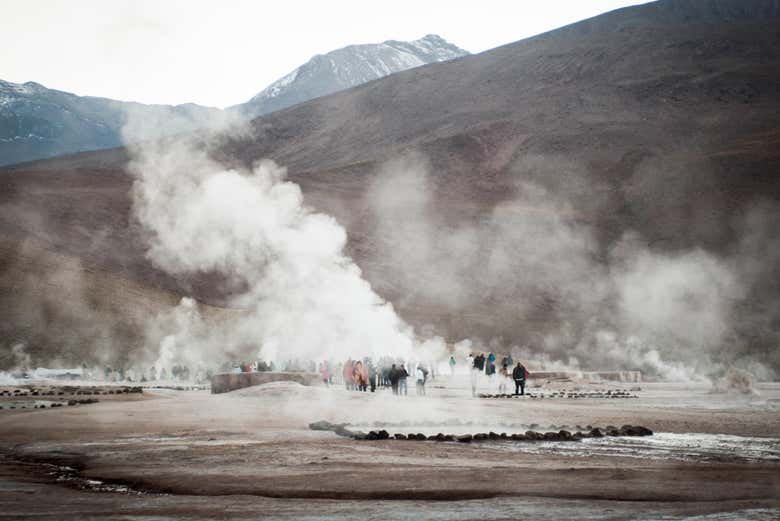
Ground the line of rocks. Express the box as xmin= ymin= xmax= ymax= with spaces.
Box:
xmin=309 ymin=421 xmax=652 ymax=442
xmin=0 ymin=386 xmax=143 ymax=397
xmin=366 ymin=420 xmax=598 ymax=431
xmin=0 ymin=398 xmax=99 ymax=410
xmin=478 ymin=390 xmax=637 ymax=399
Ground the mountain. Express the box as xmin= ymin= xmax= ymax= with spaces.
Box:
xmin=0 ymin=35 xmax=467 ymax=167
xmin=0 ymin=79 xmax=222 ymax=166
xmin=233 ymin=34 xmax=469 ymax=118
xmin=1 ymin=0 xmax=779 ymax=375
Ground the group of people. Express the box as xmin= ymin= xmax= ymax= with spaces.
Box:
xmin=384 ymin=363 xmax=428 ymax=395
xmin=340 ymin=359 xmax=376 ymax=392
xmin=225 ymin=352 xmax=529 ymax=399
xmin=468 ymin=352 xmax=528 ymax=397
xmin=328 ymin=359 xmax=432 ymax=396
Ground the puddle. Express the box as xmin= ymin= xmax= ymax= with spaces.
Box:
xmin=488 ymin=432 xmax=780 ymax=463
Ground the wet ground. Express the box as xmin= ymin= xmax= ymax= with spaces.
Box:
xmin=1 ymin=377 xmax=779 ymax=520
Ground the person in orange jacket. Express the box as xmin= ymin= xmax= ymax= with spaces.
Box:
xmin=353 ymin=361 xmax=368 ymax=391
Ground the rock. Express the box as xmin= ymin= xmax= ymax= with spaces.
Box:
xmin=558 ymin=430 xmax=573 ymax=440
xmin=606 ymin=427 xmax=620 ymax=436
xmin=572 ymin=432 xmax=583 ymax=441
xmin=620 ymin=425 xmax=653 ymax=436
xmin=488 ymin=432 xmax=500 ymax=440
xmin=309 ymin=421 xmax=334 ymax=431
xmin=456 ymin=434 xmax=473 ymax=443
xmin=543 ymin=431 xmax=561 ymax=441
xmin=589 ymin=428 xmax=604 ymax=438
xmin=473 ymin=433 xmax=488 ymax=441
xmin=377 ymin=430 xmax=390 ymax=440
xmin=67 ymin=400 xmax=77 ymax=406
xmin=366 ymin=431 xmax=379 ymax=440
xmin=525 ymin=430 xmax=541 ymax=440
xmin=394 ymin=433 xmax=407 ymax=440
xmin=443 ymin=434 xmax=455 ymax=441
xmin=510 ymin=433 xmax=527 ymax=441
xmin=334 ymin=426 xmax=355 ymax=438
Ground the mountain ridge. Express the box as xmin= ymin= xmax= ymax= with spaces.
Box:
xmin=0 ymin=34 xmax=467 ymax=166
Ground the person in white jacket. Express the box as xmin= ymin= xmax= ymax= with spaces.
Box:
xmin=416 ymin=365 xmax=427 ymax=396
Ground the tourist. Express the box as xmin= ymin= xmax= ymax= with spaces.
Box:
xmin=388 ymin=364 xmax=401 ymax=395
xmin=416 ymin=364 xmax=427 ymax=396
xmin=319 ymin=361 xmax=331 ymax=386
xmin=367 ymin=360 xmax=377 ymax=392
xmin=498 ymin=363 xmax=510 ymax=394
xmin=353 ymin=361 xmax=368 ymax=391
xmin=486 ymin=352 xmax=496 ymax=378
xmin=343 ymin=359 xmax=354 ymax=390
xmin=399 ymin=363 xmax=409 ymax=395
xmin=449 ymin=355 xmax=456 ymax=376
xmin=513 ymin=361 xmax=527 ymax=396
xmin=470 ymin=353 xmax=484 ymax=397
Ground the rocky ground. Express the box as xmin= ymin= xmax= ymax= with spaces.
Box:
xmin=0 ymin=376 xmax=778 ymax=520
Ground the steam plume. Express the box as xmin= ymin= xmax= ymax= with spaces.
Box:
xmin=128 ymin=132 xmax=414 ymax=368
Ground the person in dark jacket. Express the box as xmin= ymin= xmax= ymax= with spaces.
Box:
xmin=388 ymin=364 xmax=401 ymax=395
xmin=512 ymin=362 xmax=527 ymax=396
xmin=399 ymin=364 xmax=409 ymax=395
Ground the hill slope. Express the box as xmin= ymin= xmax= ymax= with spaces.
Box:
xmin=1 ymin=0 xmax=779 ymax=375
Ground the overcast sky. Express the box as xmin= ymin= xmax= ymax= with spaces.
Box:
xmin=2 ymin=0 xmax=649 ymax=108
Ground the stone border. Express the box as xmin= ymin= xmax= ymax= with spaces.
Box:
xmin=478 ymin=390 xmax=638 ymax=399
xmin=309 ymin=420 xmax=652 ymax=442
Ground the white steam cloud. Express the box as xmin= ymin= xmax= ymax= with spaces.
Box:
xmin=364 ymin=155 xmax=769 ymax=381
xmin=128 ymin=135 xmax=415 ymax=369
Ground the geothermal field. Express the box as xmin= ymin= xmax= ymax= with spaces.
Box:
xmin=1 ymin=373 xmax=779 ymax=520
xmin=2 ymin=0 xmax=780 ymax=519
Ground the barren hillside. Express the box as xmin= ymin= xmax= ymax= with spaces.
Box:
xmin=1 ymin=0 xmax=778 ymax=373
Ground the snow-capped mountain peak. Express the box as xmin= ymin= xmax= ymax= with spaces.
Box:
xmin=237 ymin=34 xmax=468 ymax=117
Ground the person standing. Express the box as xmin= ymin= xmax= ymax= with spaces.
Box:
xmin=416 ymin=365 xmax=427 ymax=396
xmin=513 ymin=361 xmax=527 ymax=396
xmin=388 ymin=364 xmax=401 ymax=395
xmin=487 ymin=352 xmax=496 ymax=375
xmin=399 ymin=363 xmax=409 ymax=396
xmin=319 ymin=361 xmax=331 ymax=386
xmin=499 ymin=363 xmax=510 ymax=394
xmin=353 ymin=361 xmax=367 ymax=391
xmin=448 ymin=356 xmax=456 ymax=376
xmin=367 ymin=360 xmax=377 ymax=392
xmin=470 ymin=353 xmax=483 ymax=397
xmin=343 ymin=359 xmax=354 ymax=391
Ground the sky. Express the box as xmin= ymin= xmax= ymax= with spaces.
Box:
xmin=2 ymin=0 xmax=650 ymax=108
